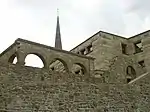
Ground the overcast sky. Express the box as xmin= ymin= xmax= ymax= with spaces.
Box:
xmin=0 ymin=0 xmax=150 ymax=67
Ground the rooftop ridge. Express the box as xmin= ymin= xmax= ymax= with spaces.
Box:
xmin=0 ymin=43 xmax=16 ymax=57
xmin=70 ymin=30 xmax=150 ymax=51
xmin=70 ymin=30 xmax=127 ymax=51
xmin=128 ymin=30 xmax=150 ymax=40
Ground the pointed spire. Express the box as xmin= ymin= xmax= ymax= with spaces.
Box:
xmin=55 ymin=9 xmax=62 ymax=49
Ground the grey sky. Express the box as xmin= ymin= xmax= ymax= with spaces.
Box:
xmin=0 ymin=0 xmax=150 ymax=52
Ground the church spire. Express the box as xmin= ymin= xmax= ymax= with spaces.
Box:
xmin=55 ymin=9 xmax=62 ymax=49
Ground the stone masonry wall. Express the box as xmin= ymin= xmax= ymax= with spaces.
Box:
xmin=71 ymin=31 xmax=148 ymax=83
xmin=0 ymin=62 xmax=150 ymax=112
xmin=71 ymin=32 xmax=128 ymax=73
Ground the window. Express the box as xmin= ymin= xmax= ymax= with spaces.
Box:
xmin=138 ymin=60 xmax=145 ymax=68
xmin=80 ymin=49 xmax=86 ymax=55
xmin=127 ymin=78 xmax=131 ymax=83
xmin=51 ymin=67 xmax=54 ymax=71
xmin=80 ymin=44 xmax=93 ymax=55
xmin=126 ymin=66 xmax=136 ymax=83
xmin=87 ymin=45 xmax=93 ymax=53
xmin=134 ymin=41 xmax=143 ymax=54
xmin=75 ymin=69 xmax=84 ymax=74
xmin=75 ymin=70 xmax=80 ymax=74
xmin=121 ymin=43 xmax=127 ymax=54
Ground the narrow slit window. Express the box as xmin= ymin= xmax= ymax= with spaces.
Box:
xmin=121 ymin=43 xmax=127 ymax=55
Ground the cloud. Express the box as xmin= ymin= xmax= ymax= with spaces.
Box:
xmin=0 ymin=0 xmax=150 ymax=53
xmin=126 ymin=0 xmax=150 ymax=12
xmin=1 ymin=0 xmax=150 ymax=66
xmin=121 ymin=0 xmax=150 ymax=36
xmin=124 ymin=0 xmax=150 ymax=19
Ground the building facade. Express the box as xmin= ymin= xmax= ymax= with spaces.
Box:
xmin=0 ymin=30 xmax=150 ymax=111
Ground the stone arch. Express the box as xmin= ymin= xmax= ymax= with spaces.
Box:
xmin=49 ymin=58 xmax=69 ymax=72
xmin=126 ymin=66 xmax=136 ymax=83
xmin=24 ymin=53 xmax=46 ymax=68
xmin=71 ymin=63 xmax=87 ymax=75
xmin=8 ymin=53 xmax=18 ymax=64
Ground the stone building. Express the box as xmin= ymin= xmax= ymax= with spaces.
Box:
xmin=0 ymin=15 xmax=150 ymax=111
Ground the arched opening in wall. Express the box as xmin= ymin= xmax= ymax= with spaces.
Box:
xmin=126 ymin=66 xmax=136 ymax=83
xmin=8 ymin=54 xmax=18 ymax=64
xmin=49 ymin=58 xmax=68 ymax=72
xmin=25 ymin=54 xmax=45 ymax=68
xmin=72 ymin=63 xmax=86 ymax=75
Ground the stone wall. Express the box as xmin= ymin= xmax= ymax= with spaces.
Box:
xmin=0 ymin=62 xmax=150 ymax=112
xmin=71 ymin=31 xmax=128 ymax=72
xmin=71 ymin=31 xmax=148 ymax=84
xmin=0 ymin=38 xmax=94 ymax=75
xmin=0 ymin=31 xmax=150 ymax=111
